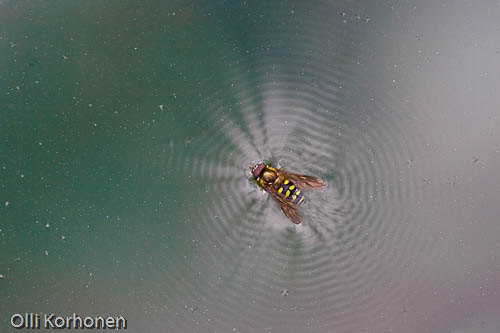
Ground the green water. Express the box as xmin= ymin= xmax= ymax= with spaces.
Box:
xmin=3 ymin=1 xmax=500 ymax=332
xmin=1 ymin=0 xmax=230 ymax=329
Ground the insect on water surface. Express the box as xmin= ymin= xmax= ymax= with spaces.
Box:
xmin=250 ymin=162 xmax=327 ymax=224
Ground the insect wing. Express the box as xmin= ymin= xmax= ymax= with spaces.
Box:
xmin=278 ymin=201 xmax=301 ymax=224
xmin=280 ymin=170 xmax=327 ymax=190
xmin=267 ymin=184 xmax=301 ymax=224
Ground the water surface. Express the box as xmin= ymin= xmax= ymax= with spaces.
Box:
xmin=1 ymin=0 xmax=500 ymax=332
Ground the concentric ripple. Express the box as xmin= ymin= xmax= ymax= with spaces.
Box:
xmin=152 ymin=2 xmax=438 ymax=332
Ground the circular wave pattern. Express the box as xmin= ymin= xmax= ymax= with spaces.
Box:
xmin=153 ymin=3 xmax=439 ymax=333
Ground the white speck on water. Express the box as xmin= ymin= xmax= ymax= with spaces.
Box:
xmin=158 ymin=104 xmax=164 ymax=111
xmin=44 ymin=250 xmax=49 ymax=256
xmin=61 ymin=235 xmax=66 ymax=240
xmin=4 ymin=201 xmax=9 ymax=206
xmin=38 ymin=141 xmax=43 ymax=145
xmin=45 ymin=223 xmax=50 ymax=228
xmin=20 ymin=174 xmax=24 ymax=178
xmin=62 ymin=55 xmax=68 ymax=60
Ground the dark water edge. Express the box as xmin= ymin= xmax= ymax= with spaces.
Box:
xmin=1 ymin=0 xmax=500 ymax=332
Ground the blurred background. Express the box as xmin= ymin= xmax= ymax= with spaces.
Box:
xmin=1 ymin=0 xmax=500 ymax=332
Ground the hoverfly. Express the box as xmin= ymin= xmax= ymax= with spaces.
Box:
xmin=250 ymin=162 xmax=327 ymax=224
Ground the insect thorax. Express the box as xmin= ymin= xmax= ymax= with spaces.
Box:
xmin=262 ymin=169 xmax=277 ymax=183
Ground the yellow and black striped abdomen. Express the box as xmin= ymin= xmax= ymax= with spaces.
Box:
xmin=277 ymin=179 xmax=305 ymax=204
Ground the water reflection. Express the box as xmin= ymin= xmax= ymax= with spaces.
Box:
xmin=154 ymin=1 xmax=500 ymax=332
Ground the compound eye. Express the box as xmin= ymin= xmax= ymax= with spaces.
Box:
xmin=252 ymin=163 xmax=266 ymax=179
